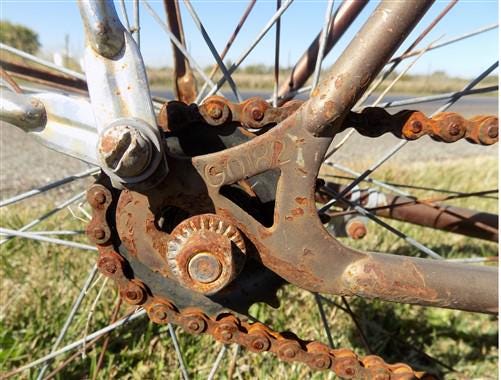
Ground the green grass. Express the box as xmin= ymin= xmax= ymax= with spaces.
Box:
xmin=0 ymin=156 xmax=498 ymax=379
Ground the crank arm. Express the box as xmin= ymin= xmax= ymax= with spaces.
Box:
xmin=78 ymin=0 xmax=167 ymax=188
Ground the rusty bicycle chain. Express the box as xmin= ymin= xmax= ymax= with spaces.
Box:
xmin=86 ymin=183 xmax=431 ymax=380
xmin=158 ymin=95 xmax=498 ymax=145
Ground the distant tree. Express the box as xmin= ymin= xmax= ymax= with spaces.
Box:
xmin=0 ymin=21 xmax=40 ymax=54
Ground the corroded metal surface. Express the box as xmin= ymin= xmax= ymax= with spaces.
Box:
xmin=344 ymin=108 xmax=499 ymax=145
xmin=87 ymin=183 xmax=428 ymax=378
xmin=164 ymin=0 xmax=197 ymax=103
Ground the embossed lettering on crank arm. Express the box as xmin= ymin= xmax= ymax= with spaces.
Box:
xmin=0 ymin=91 xmax=98 ymax=164
xmin=78 ymin=0 xmax=167 ymax=187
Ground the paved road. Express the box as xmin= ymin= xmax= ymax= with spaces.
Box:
xmin=0 ymin=93 xmax=497 ymax=198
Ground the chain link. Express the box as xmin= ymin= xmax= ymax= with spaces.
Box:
xmin=157 ymin=96 xmax=498 ymax=146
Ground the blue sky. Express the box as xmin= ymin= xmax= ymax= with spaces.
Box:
xmin=1 ymin=1 xmax=499 ymax=78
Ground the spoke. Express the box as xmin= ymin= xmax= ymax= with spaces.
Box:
xmin=324 ymin=37 xmax=439 ymax=161
xmin=0 ymin=43 xmax=85 ymax=81
xmin=92 ymin=297 xmax=122 ymax=380
xmin=0 ymin=67 xmax=22 ymax=93
xmin=0 ymin=228 xmax=97 ymax=251
xmin=446 ymin=257 xmax=498 ymax=264
xmin=3 ymin=309 xmax=147 ymax=378
xmin=197 ymin=0 xmax=257 ymax=100
xmin=320 ymin=61 xmax=499 ymax=214
xmin=0 ymin=167 xmax=98 ymax=208
xmin=36 ymin=264 xmax=98 ymax=380
xmin=227 ymin=344 xmax=240 ymax=379
xmin=318 ymin=295 xmax=457 ymax=372
xmin=326 ymin=163 xmax=410 ymax=197
xmin=357 ymin=0 xmax=458 ymax=107
xmin=204 ymin=0 xmax=294 ymax=99
xmin=389 ymin=23 xmax=498 ymax=64
xmin=277 ymin=0 xmax=368 ymax=104
xmin=168 ymin=323 xmax=190 ymax=380
xmin=142 ymin=0 xmax=220 ymax=97
xmin=0 ymin=190 xmax=86 ymax=245
xmin=323 ymin=174 xmax=498 ymax=200
xmin=341 ymin=297 xmax=372 ymax=354
xmin=435 ymin=61 xmax=499 ymax=114
xmin=207 ymin=344 xmax=227 ymax=380
xmin=0 ymin=230 xmax=84 ymax=237
xmin=183 ymin=0 xmax=242 ymax=102
xmin=119 ymin=0 xmax=131 ymax=32
xmin=82 ymin=277 xmax=109 ymax=356
xmin=379 ymin=85 xmax=499 ymax=108
xmin=272 ymin=0 xmax=282 ymax=107
xmin=313 ymin=293 xmax=334 ymax=348
xmin=311 ymin=0 xmax=335 ymax=93
xmin=370 ymin=37 xmax=441 ymax=108
xmin=133 ymin=0 xmax=140 ymax=48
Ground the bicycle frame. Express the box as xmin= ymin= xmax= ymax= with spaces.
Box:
xmin=0 ymin=0 xmax=497 ymax=314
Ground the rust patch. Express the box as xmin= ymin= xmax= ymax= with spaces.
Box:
xmin=295 ymin=197 xmax=308 ymax=206
xmin=345 ymin=259 xmax=439 ymax=303
xmin=291 ymin=207 xmax=304 ymax=217
xmin=334 ymin=74 xmax=343 ymax=89
xmin=323 ymin=100 xmax=337 ymax=120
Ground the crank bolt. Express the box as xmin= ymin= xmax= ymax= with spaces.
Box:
xmin=188 ymin=253 xmax=222 ymax=284
xmin=98 ymin=125 xmax=152 ymax=177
